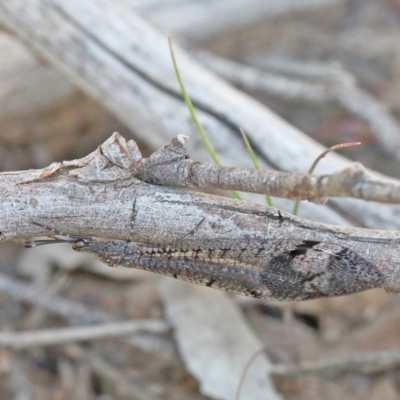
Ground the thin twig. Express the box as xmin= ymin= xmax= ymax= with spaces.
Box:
xmin=235 ymin=348 xmax=266 ymax=400
xmin=0 ymin=320 xmax=169 ymax=349
xmin=0 ymin=271 xmax=174 ymax=354
xmin=292 ymin=142 xmax=361 ymax=214
xmin=200 ymin=52 xmax=400 ymax=163
xmin=0 ymin=272 xmax=113 ymax=325
xmin=137 ymin=135 xmax=400 ymax=204
xmin=270 ymin=348 xmax=400 ymax=376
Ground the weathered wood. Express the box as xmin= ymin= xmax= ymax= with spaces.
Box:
xmin=136 ymin=137 xmax=400 ymax=204
xmin=0 ymin=0 xmax=342 ymax=119
xmin=130 ymin=0 xmax=341 ymax=42
xmin=0 ymin=0 xmax=398 ymax=230
xmin=2 ymin=133 xmax=400 ymax=295
xmin=0 ymin=33 xmax=126 ymax=171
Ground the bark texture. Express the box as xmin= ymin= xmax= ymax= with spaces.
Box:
xmin=2 ymin=133 xmax=400 ymax=295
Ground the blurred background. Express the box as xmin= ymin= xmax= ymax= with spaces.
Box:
xmin=1 ymin=0 xmax=400 ymax=399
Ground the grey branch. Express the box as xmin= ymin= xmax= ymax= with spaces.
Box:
xmin=0 ymin=271 xmax=173 ymax=354
xmin=1 ymin=0 xmax=399 ymax=230
xmin=133 ymin=0 xmax=341 ymax=42
xmin=137 ymin=134 xmax=400 ymax=204
xmin=5 ymin=132 xmax=400 ymax=209
xmin=200 ymin=52 xmax=400 ymax=164
xmin=2 ymin=133 xmax=400 ymax=296
xmin=0 ymin=320 xmax=169 ymax=350
xmin=0 ymin=272 xmax=113 ymax=324
xmin=270 ymin=348 xmax=400 ymax=377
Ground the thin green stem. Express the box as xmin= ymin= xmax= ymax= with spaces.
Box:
xmin=168 ymin=36 xmax=242 ymax=200
xmin=292 ymin=142 xmax=361 ymax=215
xmin=240 ymin=129 xmax=273 ymax=207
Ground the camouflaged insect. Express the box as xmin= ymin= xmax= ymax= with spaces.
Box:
xmin=67 ymin=237 xmax=383 ymax=301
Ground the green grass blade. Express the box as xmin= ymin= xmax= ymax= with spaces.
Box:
xmin=168 ymin=36 xmax=242 ymax=200
xmin=240 ymin=129 xmax=273 ymax=207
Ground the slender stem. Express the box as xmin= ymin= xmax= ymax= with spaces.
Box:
xmin=240 ymin=129 xmax=273 ymax=206
xmin=292 ymin=142 xmax=361 ymax=215
xmin=168 ymin=36 xmax=242 ymax=200
xmin=235 ymin=348 xmax=266 ymax=400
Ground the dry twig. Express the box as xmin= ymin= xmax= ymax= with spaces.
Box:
xmin=132 ymin=0 xmax=341 ymax=42
xmin=270 ymin=348 xmax=400 ymax=377
xmin=0 ymin=320 xmax=169 ymax=349
xmin=200 ymin=52 xmax=400 ymax=163
xmin=0 ymin=272 xmax=113 ymax=325
xmin=0 ymin=271 xmax=174 ymax=355
xmin=137 ymin=135 xmax=400 ymax=204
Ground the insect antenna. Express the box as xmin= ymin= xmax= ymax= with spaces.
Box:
xmin=25 ymin=221 xmax=89 ymax=248
xmin=24 ymin=238 xmax=79 ymax=248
